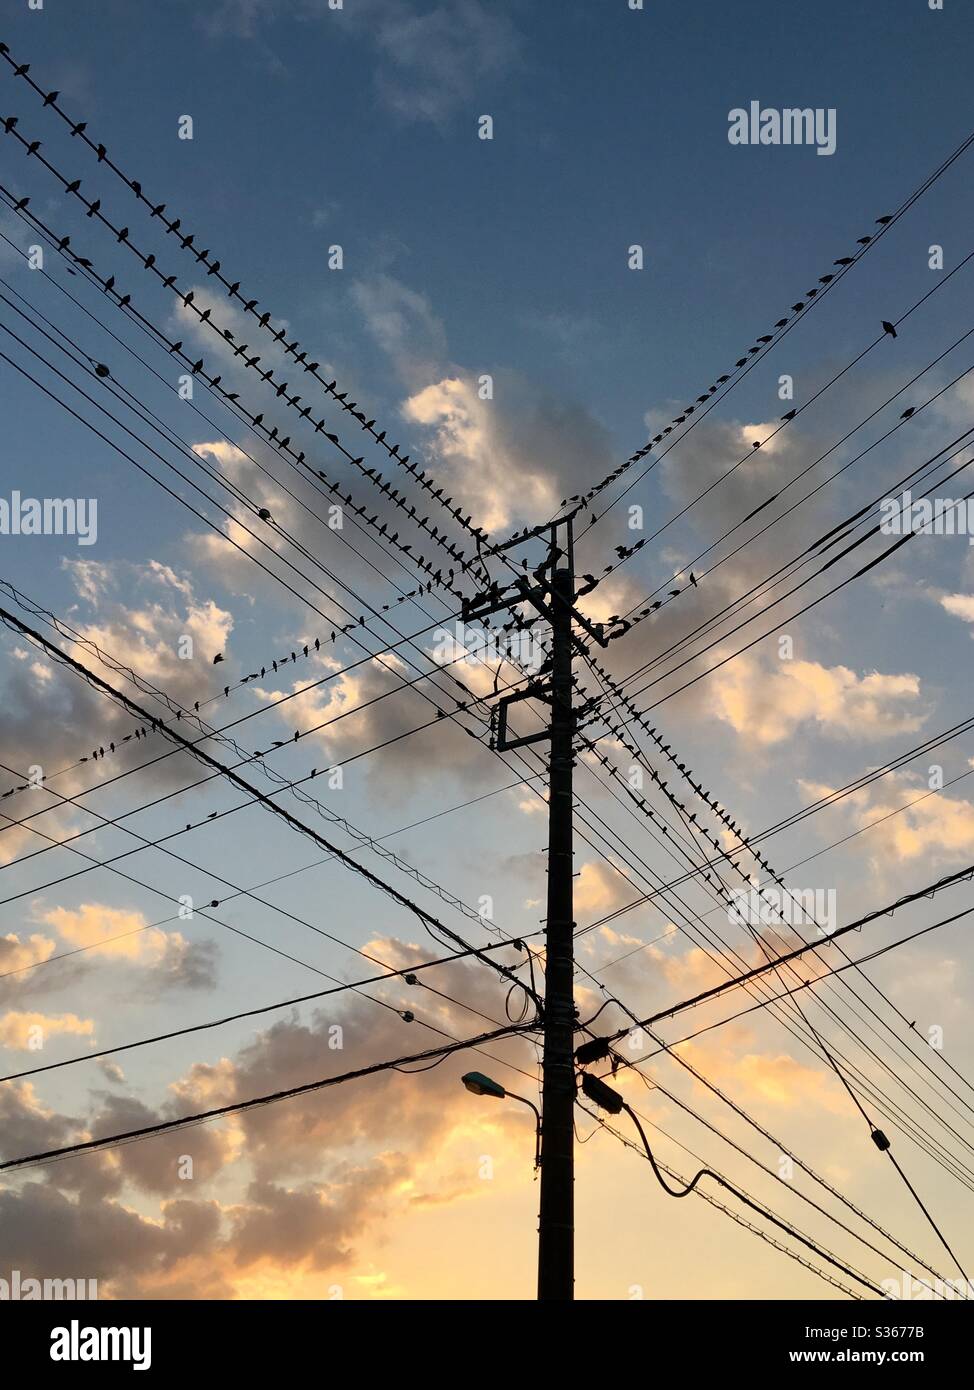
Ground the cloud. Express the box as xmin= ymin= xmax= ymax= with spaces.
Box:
xmin=0 ymin=932 xmax=57 ymax=982
xmin=0 ymin=1011 xmax=94 ymax=1049
xmin=352 ymin=275 xmax=449 ymax=389
xmin=0 ymin=559 xmax=239 ymax=874
xmin=574 ymin=860 xmax=633 ymax=922
xmin=363 ymin=0 xmax=520 ymax=124
xmin=719 ymin=1048 xmax=850 ymax=1115
xmin=402 ymin=372 xmax=617 ymax=533
xmin=25 ymin=555 xmax=230 ymax=741
xmin=403 ymin=378 xmax=553 ymax=531
xmin=249 ymin=644 xmax=500 ymax=789
xmin=941 ymin=592 xmax=974 ymax=625
xmin=707 ymin=652 xmax=926 ymax=746
xmin=35 ymin=905 xmax=217 ymax=992
xmin=799 ymin=773 xmax=974 ymax=868
xmin=205 ymin=1 xmax=521 ymax=124
xmin=0 ymin=936 xmax=538 ymax=1296
xmin=345 ymin=271 xmax=623 ymax=542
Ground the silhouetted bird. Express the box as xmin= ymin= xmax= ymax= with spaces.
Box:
xmin=212 ymin=653 xmax=224 ymax=665
xmin=901 ymin=407 xmax=915 ymax=420
xmin=882 ymin=321 xmax=897 ymax=339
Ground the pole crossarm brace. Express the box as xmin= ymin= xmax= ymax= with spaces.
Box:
xmin=496 ymin=681 xmax=552 ymax=751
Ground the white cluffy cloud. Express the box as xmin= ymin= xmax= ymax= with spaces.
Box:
xmin=708 ymin=653 xmax=926 ymax=746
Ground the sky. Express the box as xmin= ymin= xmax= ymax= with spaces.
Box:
xmin=0 ymin=0 xmax=973 ymax=1301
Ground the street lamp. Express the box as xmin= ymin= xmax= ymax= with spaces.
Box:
xmin=461 ymin=1072 xmax=542 ymax=1169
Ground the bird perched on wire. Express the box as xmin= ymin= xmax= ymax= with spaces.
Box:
xmin=882 ymin=320 xmax=898 ymax=339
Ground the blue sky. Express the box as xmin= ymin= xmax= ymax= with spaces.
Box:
xmin=1 ymin=0 xmax=973 ymax=1300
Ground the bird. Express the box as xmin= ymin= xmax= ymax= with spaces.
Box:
xmin=900 ymin=406 xmax=915 ymax=420
xmin=834 ymin=257 xmax=854 ymax=267
xmin=689 ymin=572 xmax=698 ymax=588
xmin=882 ymin=320 xmax=898 ymax=339
xmin=212 ymin=653 xmax=224 ymax=665
xmin=257 ymin=507 xmax=272 ymax=521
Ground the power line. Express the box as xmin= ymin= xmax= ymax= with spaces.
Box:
xmin=576 ymin=1102 xmax=874 ymax=1299
xmin=0 ymin=43 xmax=491 ymax=560
xmin=0 ymin=933 xmax=539 ymax=1086
xmin=559 ymin=121 xmax=974 ymax=535
xmin=0 ymin=126 xmax=478 ymax=593
xmin=601 ymin=862 xmax=974 ymax=1036
xmin=614 ymin=326 xmax=974 ymax=630
xmin=0 ymin=1022 xmax=538 ymax=1173
xmin=0 ymin=602 xmax=538 ymax=1008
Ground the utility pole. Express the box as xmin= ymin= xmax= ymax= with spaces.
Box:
xmin=462 ymin=514 xmax=607 ymax=1301
xmin=535 ymin=558 xmax=577 ymax=1300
